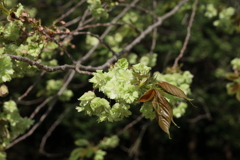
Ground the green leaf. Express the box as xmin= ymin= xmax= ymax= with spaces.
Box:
xmin=90 ymin=97 xmax=110 ymax=115
xmin=140 ymin=102 xmax=156 ymax=120
xmin=98 ymin=135 xmax=119 ymax=149
xmin=0 ymin=84 xmax=9 ymax=97
xmin=114 ymin=58 xmax=129 ymax=70
xmin=94 ymin=149 xmax=106 ymax=160
xmin=0 ymin=55 xmax=14 ymax=83
xmin=110 ymin=103 xmax=131 ymax=121
xmin=69 ymin=148 xmax=84 ymax=160
xmin=3 ymin=21 xmax=21 ymax=41
xmin=132 ymin=63 xmax=151 ymax=76
xmin=75 ymin=139 xmax=90 ymax=147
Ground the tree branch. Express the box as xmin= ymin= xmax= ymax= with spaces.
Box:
xmin=84 ymin=0 xmax=189 ymax=70
xmin=173 ymin=0 xmax=198 ymax=68
xmin=8 ymin=54 xmax=75 ymax=72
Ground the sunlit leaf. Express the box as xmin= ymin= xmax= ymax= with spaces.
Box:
xmin=0 ymin=84 xmax=8 ymax=97
xmin=138 ymin=89 xmax=155 ymax=102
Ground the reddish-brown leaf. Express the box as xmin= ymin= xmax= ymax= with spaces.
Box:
xmin=231 ymin=84 xmax=240 ymax=94
xmin=138 ymin=89 xmax=155 ymax=102
xmin=225 ymin=73 xmax=239 ymax=81
xmin=236 ymin=89 xmax=240 ymax=101
xmin=152 ymin=90 xmax=173 ymax=138
xmin=158 ymin=81 xmax=196 ymax=108
xmin=158 ymin=81 xmax=191 ymax=100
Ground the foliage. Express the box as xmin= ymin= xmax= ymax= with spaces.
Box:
xmin=69 ymin=135 xmax=119 ymax=160
xmin=0 ymin=0 xmax=240 ymax=160
xmin=226 ymin=58 xmax=240 ymax=101
xmin=78 ymin=58 xmax=194 ymax=138
xmin=0 ymin=100 xmax=34 ymax=159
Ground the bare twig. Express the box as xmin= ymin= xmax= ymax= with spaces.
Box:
xmin=55 ymin=0 xmax=86 ymax=23
xmin=78 ymin=0 xmax=140 ymax=63
xmin=29 ymin=96 xmax=56 ymax=119
xmin=8 ymin=54 xmax=75 ymax=72
xmin=39 ymin=104 xmax=74 ymax=157
xmin=128 ymin=123 xmax=149 ymax=158
xmin=187 ymin=114 xmax=209 ymax=123
xmin=73 ymin=31 xmax=117 ymax=55
xmin=5 ymin=98 xmax=58 ymax=149
xmin=18 ymin=97 xmax=45 ymax=105
xmin=173 ymin=0 xmax=198 ymax=68
xmin=118 ymin=3 xmax=158 ymax=20
xmin=17 ymin=71 xmax=46 ymax=101
xmin=6 ymin=70 xmax=76 ymax=149
xmin=84 ymin=0 xmax=189 ymax=70
xmin=150 ymin=0 xmax=158 ymax=54
xmin=117 ymin=115 xmax=143 ymax=135
xmin=76 ymin=22 xmax=142 ymax=33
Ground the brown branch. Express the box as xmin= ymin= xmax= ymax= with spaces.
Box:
xmin=117 ymin=115 xmax=143 ymax=135
xmin=78 ymin=0 xmax=140 ymax=64
xmin=5 ymin=98 xmax=58 ymax=149
xmin=17 ymin=97 xmax=45 ymax=105
xmin=55 ymin=0 xmax=86 ymax=23
xmin=76 ymin=22 xmax=142 ymax=33
xmin=84 ymin=0 xmax=189 ymax=70
xmin=8 ymin=54 xmax=75 ymax=72
xmin=150 ymin=0 xmax=158 ymax=54
xmin=6 ymin=69 xmax=76 ymax=149
xmin=17 ymin=71 xmax=46 ymax=101
xmin=118 ymin=3 xmax=158 ymax=20
xmin=173 ymin=0 xmax=198 ymax=68
xmin=73 ymin=31 xmax=117 ymax=56
xmin=39 ymin=104 xmax=74 ymax=157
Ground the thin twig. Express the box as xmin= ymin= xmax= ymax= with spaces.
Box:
xmin=6 ymin=69 xmax=76 ymax=149
xmin=73 ymin=31 xmax=117 ymax=56
xmin=39 ymin=104 xmax=75 ymax=157
xmin=17 ymin=97 xmax=45 ymax=105
xmin=78 ymin=0 xmax=140 ymax=63
xmin=8 ymin=54 xmax=75 ymax=72
xmin=150 ymin=0 xmax=158 ymax=54
xmin=173 ymin=0 xmax=198 ymax=68
xmin=128 ymin=123 xmax=149 ymax=158
xmin=29 ymin=96 xmax=56 ymax=119
xmin=83 ymin=0 xmax=189 ymax=71
xmin=17 ymin=71 xmax=46 ymax=101
xmin=118 ymin=3 xmax=158 ymax=20
xmin=117 ymin=115 xmax=143 ymax=135
xmin=76 ymin=22 xmax=142 ymax=33
xmin=55 ymin=0 xmax=86 ymax=23
xmin=5 ymin=98 xmax=58 ymax=149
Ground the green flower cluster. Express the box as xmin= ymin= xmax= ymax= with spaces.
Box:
xmin=77 ymin=58 xmax=152 ymax=122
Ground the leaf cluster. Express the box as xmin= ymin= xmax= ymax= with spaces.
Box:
xmin=78 ymin=59 xmax=194 ymax=137
xmin=0 ymin=100 xmax=34 ymax=158
xmin=69 ymin=135 xmax=119 ymax=160
xmin=225 ymin=58 xmax=240 ymax=101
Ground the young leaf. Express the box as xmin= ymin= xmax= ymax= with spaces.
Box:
xmin=158 ymin=81 xmax=192 ymax=100
xmin=152 ymin=90 xmax=173 ymax=138
xmin=138 ymin=89 xmax=155 ymax=102
xmin=225 ymin=73 xmax=239 ymax=80
xmin=158 ymin=81 xmax=196 ymax=107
